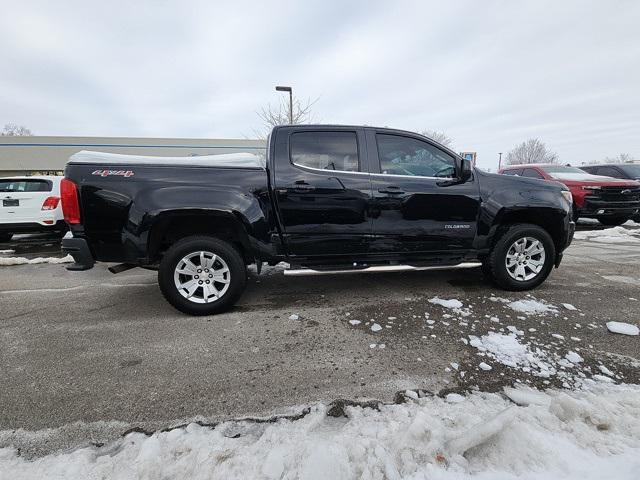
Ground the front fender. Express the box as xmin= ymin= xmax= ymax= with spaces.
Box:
xmin=475 ymin=186 xmax=570 ymax=252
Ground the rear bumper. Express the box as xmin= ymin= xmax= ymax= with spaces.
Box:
xmin=61 ymin=235 xmax=95 ymax=271
xmin=0 ymin=220 xmax=67 ymax=233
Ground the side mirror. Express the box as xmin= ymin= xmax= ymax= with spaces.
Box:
xmin=459 ymin=159 xmax=472 ymax=182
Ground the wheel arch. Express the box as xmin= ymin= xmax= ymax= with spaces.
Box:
xmin=146 ymin=209 xmax=254 ymax=264
xmin=487 ymin=207 xmax=567 ymax=254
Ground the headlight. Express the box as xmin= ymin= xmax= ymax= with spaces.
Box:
xmin=582 ymin=185 xmax=601 ymax=190
xmin=561 ymin=190 xmax=573 ymax=205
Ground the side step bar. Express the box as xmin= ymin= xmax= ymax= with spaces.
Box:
xmin=283 ymin=262 xmax=482 ymax=276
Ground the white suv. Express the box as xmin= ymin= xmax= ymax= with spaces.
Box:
xmin=0 ymin=176 xmax=67 ymax=242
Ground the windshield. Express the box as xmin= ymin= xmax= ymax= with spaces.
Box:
xmin=540 ymin=165 xmax=604 ymax=181
xmin=540 ymin=166 xmax=584 ymax=174
xmin=621 ymin=164 xmax=640 ymax=178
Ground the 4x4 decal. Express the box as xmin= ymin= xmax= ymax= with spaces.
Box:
xmin=91 ymin=169 xmax=135 ymax=178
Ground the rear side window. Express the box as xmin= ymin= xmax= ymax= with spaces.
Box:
xmin=0 ymin=179 xmax=52 ymax=192
xmin=522 ymin=168 xmax=544 ymax=179
xmin=502 ymin=169 xmax=522 ymax=176
xmin=290 ymin=131 xmax=359 ymax=172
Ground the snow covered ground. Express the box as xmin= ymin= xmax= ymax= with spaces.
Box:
xmin=2 ymin=384 xmax=639 ymax=479
xmin=573 ymin=226 xmax=640 ymax=243
xmin=1 ymin=224 xmax=639 ymax=477
xmin=0 ymin=254 xmax=73 ymax=266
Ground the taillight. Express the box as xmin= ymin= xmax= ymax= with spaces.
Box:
xmin=60 ymin=178 xmax=81 ymax=224
xmin=41 ymin=196 xmax=60 ymax=210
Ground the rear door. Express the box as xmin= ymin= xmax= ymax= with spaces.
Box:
xmin=0 ymin=178 xmax=53 ymax=224
xmin=366 ymin=130 xmax=480 ymax=254
xmin=271 ymin=127 xmax=372 ymax=257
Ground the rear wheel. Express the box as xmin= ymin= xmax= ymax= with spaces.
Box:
xmin=158 ymin=236 xmax=246 ymax=315
xmin=487 ymin=224 xmax=555 ymax=291
xmin=0 ymin=233 xmax=12 ymax=242
xmin=597 ymin=216 xmax=629 ymax=226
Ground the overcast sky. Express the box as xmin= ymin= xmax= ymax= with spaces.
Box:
xmin=1 ymin=0 xmax=639 ymax=169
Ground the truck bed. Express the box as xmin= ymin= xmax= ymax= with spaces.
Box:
xmin=64 ymin=151 xmax=274 ymax=265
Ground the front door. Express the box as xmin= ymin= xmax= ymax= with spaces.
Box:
xmin=367 ymin=131 xmax=480 ymax=255
xmin=272 ymin=128 xmax=372 ymax=258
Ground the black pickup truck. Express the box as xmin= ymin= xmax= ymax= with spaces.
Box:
xmin=61 ymin=125 xmax=575 ymax=315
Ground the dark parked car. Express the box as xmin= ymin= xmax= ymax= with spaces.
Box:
xmin=580 ymin=163 xmax=640 ymax=221
xmin=580 ymin=163 xmax=640 ymax=181
xmin=61 ymin=125 xmax=574 ymax=315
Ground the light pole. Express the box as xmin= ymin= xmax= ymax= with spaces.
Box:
xmin=498 ymin=152 xmax=503 ymax=170
xmin=275 ymin=86 xmax=293 ymax=124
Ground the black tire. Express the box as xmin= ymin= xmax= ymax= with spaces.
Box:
xmin=487 ymin=223 xmax=556 ymax=291
xmin=0 ymin=233 xmax=12 ymax=242
xmin=571 ymin=204 xmax=579 ymax=223
xmin=158 ymin=236 xmax=246 ymax=316
xmin=597 ymin=216 xmax=629 ymax=226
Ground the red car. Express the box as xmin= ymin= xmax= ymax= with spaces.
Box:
xmin=499 ymin=164 xmax=640 ymax=225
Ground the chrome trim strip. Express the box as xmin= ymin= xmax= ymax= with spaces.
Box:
xmin=290 ymin=162 xmax=369 ymax=176
xmin=283 ymin=262 xmax=482 ymax=276
xmin=289 ymin=163 xmax=453 ymax=181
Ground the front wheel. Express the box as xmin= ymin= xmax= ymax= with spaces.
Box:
xmin=486 ymin=224 xmax=556 ymax=291
xmin=597 ymin=216 xmax=629 ymax=226
xmin=158 ymin=236 xmax=247 ymax=316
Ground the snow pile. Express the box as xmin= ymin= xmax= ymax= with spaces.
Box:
xmin=606 ymin=322 xmax=639 ymax=336
xmin=507 ymin=298 xmax=558 ymax=315
xmin=2 ymin=385 xmax=640 ymax=479
xmin=0 ymin=255 xmax=74 ymax=266
xmin=469 ymin=332 xmax=557 ymax=377
xmin=573 ymin=227 xmax=640 ymax=244
xmin=0 ymin=249 xmax=16 ymax=254
xmin=429 ymin=297 xmax=463 ymax=309
xmin=428 ymin=297 xmax=472 ymax=317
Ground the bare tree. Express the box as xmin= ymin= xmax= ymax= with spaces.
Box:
xmin=255 ymin=96 xmax=317 ymax=138
xmin=420 ymin=129 xmax=454 ymax=148
xmin=2 ymin=123 xmax=33 ymax=136
xmin=506 ymin=138 xmax=557 ymax=165
xmin=603 ymin=153 xmax=634 ymax=164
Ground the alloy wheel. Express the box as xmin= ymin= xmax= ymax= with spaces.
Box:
xmin=505 ymin=236 xmax=546 ymax=282
xmin=173 ymin=250 xmax=231 ymax=303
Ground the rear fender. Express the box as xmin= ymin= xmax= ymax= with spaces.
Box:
xmin=124 ymin=185 xmax=272 ymax=262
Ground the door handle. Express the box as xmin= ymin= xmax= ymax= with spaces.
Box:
xmin=290 ymin=181 xmax=315 ymax=192
xmin=378 ymin=186 xmax=404 ymax=194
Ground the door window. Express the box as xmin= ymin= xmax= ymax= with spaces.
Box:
xmin=290 ymin=131 xmax=359 ymax=172
xmin=522 ymin=168 xmax=544 ymax=179
xmin=376 ymin=134 xmax=456 ymax=178
xmin=597 ymin=167 xmax=622 ymax=178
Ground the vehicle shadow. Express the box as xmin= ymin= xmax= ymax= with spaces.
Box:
xmin=0 ymin=233 xmax=63 ymax=257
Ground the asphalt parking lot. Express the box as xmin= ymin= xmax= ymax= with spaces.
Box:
xmin=1 ymin=223 xmax=639 ymax=456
